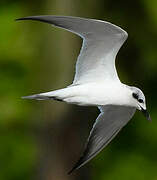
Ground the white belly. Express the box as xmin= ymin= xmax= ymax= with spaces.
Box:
xmin=63 ymin=82 xmax=131 ymax=107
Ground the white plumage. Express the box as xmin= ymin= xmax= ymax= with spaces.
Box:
xmin=16 ymin=15 xmax=151 ymax=173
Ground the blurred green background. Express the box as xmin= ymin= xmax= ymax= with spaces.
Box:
xmin=0 ymin=0 xmax=157 ymax=179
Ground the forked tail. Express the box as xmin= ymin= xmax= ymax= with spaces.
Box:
xmin=22 ymin=94 xmax=63 ymax=101
xmin=22 ymin=87 xmax=76 ymax=102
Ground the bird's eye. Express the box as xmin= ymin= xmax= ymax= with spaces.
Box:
xmin=138 ymin=99 xmax=144 ymax=103
xmin=132 ymin=93 xmax=138 ymax=99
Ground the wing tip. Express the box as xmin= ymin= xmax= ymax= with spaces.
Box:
xmin=15 ymin=16 xmax=52 ymax=23
xmin=15 ymin=16 xmax=42 ymax=21
xmin=15 ymin=16 xmax=35 ymax=21
xmin=15 ymin=17 xmax=26 ymax=21
xmin=67 ymin=154 xmax=89 ymax=175
xmin=15 ymin=16 xmax=63 ymax=28
xmin=67 ymin=168 xmax=75 ymax=175
xmin=67 ymin=161 xmax=82 ymax=175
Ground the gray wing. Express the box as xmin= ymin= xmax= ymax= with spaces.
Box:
xmin=68 ymin=105 xmax=136 ymax=174
xmin=16 ymin=15 xmax=128 ymax=84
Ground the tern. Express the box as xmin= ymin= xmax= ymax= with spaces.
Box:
xmin=16 ymin=15 xmax=151 ymax=174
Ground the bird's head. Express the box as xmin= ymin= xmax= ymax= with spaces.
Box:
xmin=130 ymin=87 xmax=151 ymax=121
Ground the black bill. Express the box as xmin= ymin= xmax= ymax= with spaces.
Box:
xmin=141 ymin=107 xmax=151 ymax=121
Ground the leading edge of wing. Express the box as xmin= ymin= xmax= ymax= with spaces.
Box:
xmin=16 ymin=15 xmax=128 ymax=84
xmin=16 ymin=15 xmax=128 ymax=40
xmin=68 ymin=105 xmax=136 ymax=174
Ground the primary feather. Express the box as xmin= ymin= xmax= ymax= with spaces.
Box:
xmin=16 ymin=15 xmax=127 ymax=84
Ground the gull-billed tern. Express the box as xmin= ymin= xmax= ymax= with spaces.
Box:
xmin=16 ymin=15 xmax=151 ymax=174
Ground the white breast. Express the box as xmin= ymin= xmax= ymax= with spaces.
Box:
xmin=63 ymin=82 xmax=132 ymax=107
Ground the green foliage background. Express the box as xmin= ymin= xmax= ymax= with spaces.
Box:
xmin=0 ymin=0 xmax=157 ymax=180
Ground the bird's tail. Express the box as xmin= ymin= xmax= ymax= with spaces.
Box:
xmin=22 ymin=94 xmax=63 ymax=101
xmin=22 ymin=85 xmax=87 ymax=106
xmin=22 ymin=88 xmax=70 ymax=101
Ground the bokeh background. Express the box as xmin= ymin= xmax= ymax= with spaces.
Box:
xmin=0 ymin=0 xmax=157 ymax=179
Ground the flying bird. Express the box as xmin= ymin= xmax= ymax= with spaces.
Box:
xmin=16 ymin=15 xmax=151 ymax=174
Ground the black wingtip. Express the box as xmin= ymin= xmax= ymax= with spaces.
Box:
xmin=67 ymin=165 xmax=78 ymax=175
xmin=67 ymin=168 xmax=74 ymax=175
xmin=15 ymin=17 xmax=37 ymax=21
xmin=15 ymin=18 xmax=25 ymax=21
xmin=67 ymin=161 xmax=80 ymax=175
xmin=67 ymin=155 xmax=86 ymax=175
xmin=15 ymin=16 xmax=55 ymax=25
